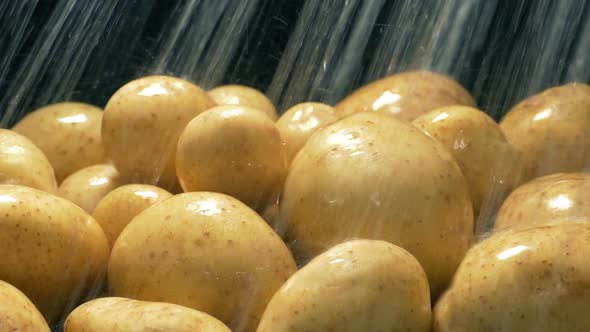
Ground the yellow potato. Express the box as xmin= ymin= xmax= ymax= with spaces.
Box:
xmin=0 ymin=185 xmax=109 ymax=323
xmin=64 ymin=297 xmax=230 ymax=332
xmin=0 ymin=280 xmax=50 ymax=332
xmin=13 ymin=102 xmax=107 ymax=182
xmin=335 ymin=71 xmax=475 ymax=121
xmin=92 ymin=184 xmax=172 ymax=248
xmin=176 ymin=106 xmax=286 ymax=212
xmin=412 ymin=106 xmax=520 ymax=223
xmin=500 ymin=83 xmax=590 ymax=183
xmin=208 ymin=84 xmax=278 ymax=120
xmin=257 ymin=240 xmax=431 ymax=332
xmin=0 ymin=129 xmax=57 ymax=193
xmin=434 ymin=221 xmax=590 ymax=331
xmin=281 ymin=112 xmax=473 ymax=296
xmin=495 ymin=172 xmax=590 ymax=231
xmin=108 ymin=192 xmax=297 ymax=332
xmin=102 ymin=75 xmax=216 ymax=189
xmin=276 ymin=102 xmax=338 ymax=164
xmin=59 ymin=164 xmax=123 ymax=214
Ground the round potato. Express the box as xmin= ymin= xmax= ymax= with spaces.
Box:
xmin=59 ymin=164 xmax=123 ymax=214
xmin=276 ymin=102 xmax=338 ymax=164
xmin=108 ymin=192 xmax=297 ymax=332
xmin=500 ymin=83 xmax=590 ymax=183
xmin=335 ymin=71 xmax=476 ymax=121
xmin=495 ymin=172 xmax=590 ymax=231
xmin=281 ymin=112 xmax=473 ymax=296
xmin=412 ymin=106 xmax=520 ymax=227
xmin=64 ymin=297 xmax=230 ymax=332
xmin=102 ymin=75 xmax=216 ymax=189
xmin=208 ymin=84 xmax=278 ymax=120
xmin=92 ymin=184 xmax=172 ymax=248
xmin=0 ymin=129 xmax=57 ymax=193
xmin=257 ymin=240 xmax=431 ymax=332
xmin=0 ymin=280 xmax=50 ymax=332
xmin=434 ymin=221 xmax=590 ymax=331
xmin=176 ymin=106 xmax=286 ymax=212
xmin=13 ymin=102 xmax=107 ymax=182
xmin=0 ymin=185 xmax=109 ymax=323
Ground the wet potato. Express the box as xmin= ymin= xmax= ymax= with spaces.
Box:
xmin=335 ymin=71 xmax=476 ymax=121
xmin=281 ymin=111 xmax=473 ymax=296
xmin=500 ymin=83 xmax=590 ymax=183
xmin=0 ymin=129 xmax=57 ymax=193
xmin=108 ymin=192 xmax=297 ymax=332
xmin=495 ymin=172 xmax=590 ymax=231
xmin=208 ymin=84 xmax=278 ymax=121
xmin=0 ymin=185 xmax=109 ymax=324
xmin=65 ymin=297 xmax=231 ymax=332
xmin=13 ymin=102 xmax=108 ymax=182
xmin=0 ymin=280 xmax=50 ymax=332
xmin=257 ymin=240 xmax=431 ymax=332
xmin=102 ymin=75 xmax=216 ymax=190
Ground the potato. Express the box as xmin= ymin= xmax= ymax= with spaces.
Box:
xmin=64 ymin=297 xmax=230 ymax=332
xmin=108 ymin=192 xmax=297 ymax=332
xmin=257 ymin=240 xmax=431 ymax=332
xmin=500 ymin=83 xmax=590 ymax=183
xmin=13 ymin=102 xmax=107 ymax=182
xmin=495 ymin=173 xmax=590 ymax=231
xmin=59 ymin=164 xmax=123 ymax=214
xmin=276 ymin=102 xmax=338 ymax=164
xmin=335 ymin=71 xmax=475 ymax=121
xmin=0 ymin=129 xmax=57 ymax=193
xmin=0 ymin=185 xmax=109 ymax=323
xmin=176 ymin=106 xmax=286 ymax=212
xmin=102 ymin=75 xmax=216 ymax=189
xmin=208 ymin=84 xmax=278 ymax=121
xmin=434 ymin=221 xmax=590 ymax=331
xmin=281 ymin=112 xmax=473 ymax=296
xmin=92 ymin=184 xmax=172 ymax=248
xmin=412 ymin=106 xmax=520 ymax=224
xmin=0 ymin=280 xmax=50 ymax=332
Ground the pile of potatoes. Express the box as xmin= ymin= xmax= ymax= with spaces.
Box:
xmin=0 ymin=71 xmax=589 ymax=332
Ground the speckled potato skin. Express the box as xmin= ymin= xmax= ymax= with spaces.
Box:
xmin=495 ymin=173 xmax=590 ymax=231
xmin=108 ymin=192 xmax=297 ymax=332
xmin=13 ymin=102 xmax=107 ymax=182
xmin=59 ymin=164 xmax=123 ymax=214
xmin=208 ymin=85 xmax=278 ymax=121
xmin=412 ymin=106 xmax=520 ymax=221
xmin=92 ymin=184 xmax=172 ymax=248
xmin=281 ymin=112 xmax=473 ymax=296
xmin=435 ymin=222 xmax=590 ymax=332
xmin=500 ymin=83 xmax=590 ymax=183
xmin=0 ymin=280 xmax=50 ymax=332
xmin=102 ymin=75 xmax=216 ymax=189
xmin=257 ymin=240 xmax=431 ymax=332
xmin=0 ymin=185 xmax=109 ymax=324
xmin=334 ymin=71 xmax=476 ymax=121
xmin=64 ymin=297 xmax=231 ymax=332
xmin=276 ymin=102 xmax=338 ymax=164
xmin=176 ymin=106 xmax=286 ymax=212
xmin=0 ymin=129 xmax=57 ymax=193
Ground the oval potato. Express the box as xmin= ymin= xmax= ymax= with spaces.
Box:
xmin=281 ymin=112 xmax=473 ymax=295
xmin=13 ymin=102 xmax=107 ymax=182
xmin=434 ymin=221 xmax=590 ymax=331
xmin=108 ymin=192 xmax=297 ymax=332
xmin=0 ymin=280 xmax=50 ymax=332
xmin=102 ymin=75 xmax=216 ymax=189
xmin=64 ymin=297 xmax=230 ymax=332
xmin=0 ymin=185 xmax=109 ymax=323
xmin=335 ymin=71 xmax=475 ymax=121
xmin=0 ymin=129 xmax=57 ymax=193
xmin=59 ymin=164 xmax=123 ymax=214
xmin=208 ymin=84 xmax=278 ymax=120
xmin=257 ymin=240 xmax=431 ymax=332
